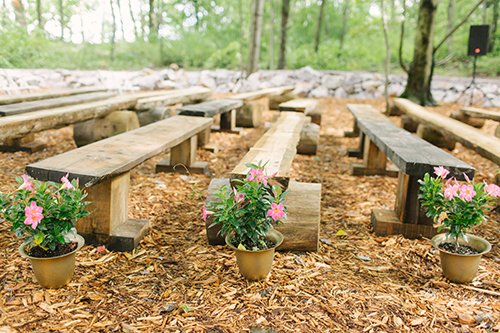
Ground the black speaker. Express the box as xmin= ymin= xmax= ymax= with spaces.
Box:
xmin=468 ymin=25 xmax=490 ymax=56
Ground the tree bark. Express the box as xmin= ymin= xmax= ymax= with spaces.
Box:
xmin=381 ymin=0 xmax=391 ymax=114
xmin=128 ymin=0 xmax=139 ymax=39
xmin=59 ymin=0 xmax=64 ymax=40
xmin=149 ymin=0 xmax=155 ymax=35
xmin=400 ymin=0 xmax=438 ymax=106
xmin=277 ymin=0 xmax=290 ymax=69
xmin=314 ymin=0 xmax=326 ymax=53
xmin=238 ymin=0 xmax=245 ymax=78
xmin=247 ymin=0 xmax=265 ymax=75
xmin=110 ymin=0 xmax=117 ymax=62
xmin=269 ymin=0 xmax=275 ymax=69
xmin=339 ymin=0 xmax=349 ymax=51
xmin=13 ymin=0 xmax=27 ymax=30
xmin=398 ymin=0 xmax=408 ymax=74
xmin=116 ymin=0 xmax=125 ymax=40
xmin=491 ymin=0 xmax=499 ymax=51
xmin=447 ymin=0 xmax=454 ymax=51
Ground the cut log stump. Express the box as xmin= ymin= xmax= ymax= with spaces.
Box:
xmin=236 ymin=102 xmax=262 ymax=128
xmin=450 ymin=111 xmax=485 ymax=129
xmin=205 ymin=179 xmax=320 ymax=251
xmin=416 ymin=124 xmax=456 ymax=151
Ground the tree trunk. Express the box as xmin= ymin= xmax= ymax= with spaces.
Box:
xmin=128 ymin=0 xmax=139 ymax=39
xmin=116 ymin=0 xmax=125 ymax=40
xmin=59 ymin=0 xmax=64 ymax=40
xmin=269 ymin=0 xmax=275 ymax=69
xmin=339 ymin=0 xmax=349 ymax=51
xmin=483 ymin=1 xmax=488 ymax=24
xmin=194 ymin=0 xmax=199 ymax=30
xmin=13 ymin=0 xmax=27 ymax=30
xmin=447 ymin=0 xmax=454 ymax=51
xmin=239 ymin=0 xmax=245 ymax=78
xmin=110 ymin=0 xmax=117 ymax=62
xmin=491 ymin=0 xmax=499 ymax=51
xmin=400 ymin=0 xmax=438 ymax=106
xmin=80 ymin=14 xmax=85 ymax=42
xmin=247 ymin=0 xmax=265 ymax=75
xmin=381 ymin=0 xmax=391 ymax=114
xmin=37 ymin=0 xmax=43 ymax=29
xmin=149 ymin=0 xmax=155 ymax=35
xmin=314 ymin=0 xmax=326 ymax=53
xmin=277 ymin=0 xmax=290 ymax=69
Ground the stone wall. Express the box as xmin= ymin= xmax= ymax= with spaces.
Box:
xmin=2 ymin=66 xmax=500 ymax=106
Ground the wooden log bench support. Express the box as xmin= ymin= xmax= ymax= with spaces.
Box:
xmin=206 ymin=111 xmax=321 ymax=251
xmin=346 ymin=104 xmax=475 ymax=239
xmin=393 ymin=98 xmax=500 ymax=167
xmin=25 ymin=116 xmax=213 ymax=251
xmin=459 ymin=107 xmax=500 ymax=137
xmin=278 ymin=98 xmax=321 ymax=126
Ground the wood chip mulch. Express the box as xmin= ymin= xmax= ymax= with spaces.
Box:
xmin=1 ymin=96 xmax=500 ymax=333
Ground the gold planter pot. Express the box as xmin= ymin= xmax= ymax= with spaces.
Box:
xmin=19 ymin=234 xmax=85 ymax=289
xmin=225 ymin=229 xmax=284 ymax=281
xmin=431 ymin=233 xmax=491 ymax=284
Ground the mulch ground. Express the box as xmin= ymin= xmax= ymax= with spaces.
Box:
xmin=1 ymin=96 xmax=500 ymax=333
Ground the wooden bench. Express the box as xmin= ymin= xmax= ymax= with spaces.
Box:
xmin=278 ymin=98 xmax=321 ymax=125
xmin=393 ymin=98 xmax=500 ymax=167
xmin=205 ymin=112 xmax=322 ymax=251
xmin=346 ymin=104 xmax=475 ymax=239
xmin=458 ymin=106 xmax=500 ymax=137
xmin=0 ymin=86 xmax=107 ymax=105
xmin=0 ymin=92 xmax=116 ymax=116
xmin=25 ymin=115 xmax=213 ymax=251
xmin=0 ymin=87 xmax=212 ymax=152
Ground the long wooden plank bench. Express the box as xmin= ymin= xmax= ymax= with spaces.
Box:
xmin=459 ymin=106 xmax=500 ymax=121
xmin=393 ymin=98 xmax=500 ymax=167
xmin=133 ymin=86 xmax=212 ymax=111
xmin=25 ymin=115 xmax=213 ymax=251
xmin=346 ymin=104 xmax=475 ymax=239
xmin=0 ymin=87 xmax=212 ymax=152
xmin=228 ymin=85 xmax=295 ymax=103
xmin=279 ymin=98 xmax=321 ymax=126
xmin=205 ymin=111 xmax=321 ymax=251
xmin=0 ymin=91 xmax=117 ymax=116
xmin=0 ymin=86 xmax=107 ymax=105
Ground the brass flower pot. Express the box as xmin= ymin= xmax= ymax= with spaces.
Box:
xmin=431 ymin=233 xmax=491 ymax=284
xmin=19 ymin=235 xmax=85 ymax=289
xmin=225 ymin=229 xmax=284 ymax=281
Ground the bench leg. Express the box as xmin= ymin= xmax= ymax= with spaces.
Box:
xmin=198 ymin=127 xmax=219 ymax=153
xmin=347 ymin=131 xmax=364 ymax=158
xmin=214 ymin=109 xmax=242 ymax=134
xmin=76 ymin=172 xmax=150 ymax=251
xmin=371 ymin=171 xmax=437 ymax=239
xmin=155 ymin=136 xmax=209 ymax=174
xmin=350 ymin=135 xmax=398 ymax=177
xmin=0 ymin=134 xmax=47 ymax=153
xmin=344 ymin=120 xmax=360 ymax=138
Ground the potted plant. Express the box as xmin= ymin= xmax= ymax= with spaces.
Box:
xmin=0 ymin=174 xmax=91 ymax=289
xmin=202 ymin=162 xmax=289 ymax=281
xmin=418 ymin=166 xmax=500 ymax=283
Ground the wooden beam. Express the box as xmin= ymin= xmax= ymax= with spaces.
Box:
xmin=134 ymin=86 xmax=212 ymax=111
xmin=460 ymin=106 xmax=500 ymax=122
xmin=0 ymin=87 xmax=107 ymax=105
xmin=228 ymin=85 xmax=295 ymax=103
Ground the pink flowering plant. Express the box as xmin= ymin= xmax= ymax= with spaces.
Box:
xmin=418 ymin=166 xmax=500 ymax=245
xmin=203 ymin=162 xmax=289 ymax=251
xmin=0 ymin=174 xmax=91 ymax=252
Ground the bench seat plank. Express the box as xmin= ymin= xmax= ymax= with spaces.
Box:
xmin=0 ymin=92 xmax=117 ymax=116
xmin=278 ymin=98 xmax=318 ymax=113
xmin=0 ymin=87 xmax=107 ymax=106
xmin=348 ymin=103 xmax=474 ymax=179
xmin=460 ymin=106 xmax=500 ymax=122
xmin=230 ymin=112 xmax=306 ymax=189
xmin=25 ymin=115 xmax=213 ymax=187
xmin=228 ymin=85 xmax=295 ymax=103
xmin=134 ymin=86 xmax=212 ymax=111
xmin=394 ymin=98 xmax=500 ymax=166
xmin=177 ymin=99 xmax=243 ymax=117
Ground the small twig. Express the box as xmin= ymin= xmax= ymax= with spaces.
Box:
xmin=462 ymin=285 xmax=500 ymax=297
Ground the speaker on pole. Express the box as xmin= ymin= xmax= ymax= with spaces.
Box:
xmin=467 ymin=25 xmax=490 ymax=56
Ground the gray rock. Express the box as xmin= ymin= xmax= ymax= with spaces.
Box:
xmin=132 ymin=73 xmax=162 ymax=91
xmin=334 ymin=87 xmax=349 ymax=98
xmin=199 ymin=70 xmax=217 ymax=90
xmin=321 ymin=74 xmax=344 ymax=89
xmin=442 ymin=91 xmax=458 ymax=103
xmin=431 ymin=90 xmax=446 ymax=101
xmin=296 ymin=66 xmax=321 ymax=83
xmin=156 ymin=80 xmax=177 ymax=90
xmin=362 ymin=80 xmax=383 ymax=92
xmin=185 ymin=71 xmax=201 ymax=86
xmin=308 ymin=85 xmax=329 ymax=97
xmin=292 ymin=81 xmax=313 ymax=97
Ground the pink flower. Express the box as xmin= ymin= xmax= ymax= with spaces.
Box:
xmin=434 ymin=211 xmax=448 ymax=228
xmin=433 ymin=166 xmax=450 ymax=179
xmin=463 ymin=172 xmax=471 ymax=183
xmin=247 ymin=168 xmax=258 ymax=182
xmin=486 ymin=183 xmax=500 ymax=197
xmin=459 ymin=184 xmax=476 ymax=202
xmin=18 ymin=174 xmax=34 ymax=192
xmin=96 ymin=245 xmax=106 ymax=253
xmin=267 ymin=203 xmax=285 ymax=221
xmin=60 ymin=173 xmax=74 ymax=190
xmin=444 ymin=184 xmax=459 ymax=200
xmin=233 ymin=188 xmax=244 ymax=203
xmin=24 ymin=201 xmax=43 ymax=229
xmin=202 ymin=205 xmax=214 ymax=221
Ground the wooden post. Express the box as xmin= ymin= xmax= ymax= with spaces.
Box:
xmin=344 ymin=120 xmax=360 ymax=138
xmin=350 ymin=135 xmax=397 ymax=177
xmin=394 ymin=172 xmax=433 ymax=225
xmin=0 ymin=133 xmax=47 ymax=153
xmin=347 ymin=131 xmax=365 ymax=159
xmin=155 ymin=136 xmax=209 ymax=174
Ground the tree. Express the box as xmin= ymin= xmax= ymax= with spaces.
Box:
xmin=277 ymin=0 xmax=290 ymax=69
xmin=314 ymin=0 xmax=326 ymax=53
xmin=381 ymin=0 xmax=390 ymax=114
xmin=149 ymin=0 xmax=155 ymax=36
xmin=13 ymin=0 xmax=27 ymax=30
xmin=339 ymin=0 xmax=349 ymax=52
xmin=269 ymin=0 xmax=275 ymax=69
xmin=490 ymin=0 xmax=499 ymax=52
xmin=447 ymin=0 xmax=454 ymax=52
xmin=247 ymin=0 xmax=265 ymax=74
xmin=37 ymin=0 xmax=44 ymax=29
xmin=59 ymin=0 xmax=64 ymax=40
xmin=400 ymin=0 xmax=438 ymax=106
xmin=128 ymin=0 xmax=140 ymax=39
xmin=110 ymin=0 xmax=117 ymax=62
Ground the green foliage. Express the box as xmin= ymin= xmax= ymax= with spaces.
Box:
xmin=205 ymin=162 xmax=289 ymax=251
xmin=418 ymin=168 xmax=500 ymax=245
xmin=0 ymin=175 xmax=91 ymax=252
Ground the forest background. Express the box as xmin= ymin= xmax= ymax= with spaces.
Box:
xmin=0 ymin=0 xmax=499 ymax=79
